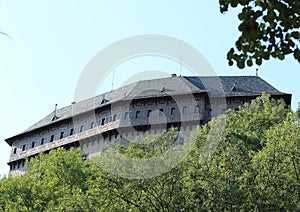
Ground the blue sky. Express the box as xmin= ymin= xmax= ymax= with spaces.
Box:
xmin=0 ymin=0 xmax=299 ymax=175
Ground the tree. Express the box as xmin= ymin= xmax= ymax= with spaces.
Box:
xmin=0 ymin=94 xmax=298 ymax=211
xmin=297 ymin=103 xmax=300 ymax=119
xmin=247 ymin=113 xmax=300 ymax=210
xmin=219 ymin=0 xmax=300 ymax=68
xmin=90 ymin=129 xmax=194 ymax=211
xmin=0 ymin=148 xmax=93 ymax=211
xmin=189 ymin=93 xmax=299 ymax=210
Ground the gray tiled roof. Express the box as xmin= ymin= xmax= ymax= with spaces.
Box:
xmin=184 ymin=76 xmax=284 ymax=97
xmin=5 ymin=75 xmax=289 ymax=143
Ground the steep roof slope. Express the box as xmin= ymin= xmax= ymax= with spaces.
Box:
xmin=5 ymin=75 xmax=290 ymax=144
xmin=184 ymin=76 xmax=284 ymax=97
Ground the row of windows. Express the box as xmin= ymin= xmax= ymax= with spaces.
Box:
xmin=12 ymin=105 xmax=202 ymax=155
xmin=12 ymin=127 xmax=76 ymax=154
xmin=124 ymin=105 xmax=201 ymax=120
xmin=10 ymin=160 xmax=25 ymax=171
xmin=12 ymin=116 xmax=112 ymax=154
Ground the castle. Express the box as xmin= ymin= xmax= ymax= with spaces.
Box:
xmin=5 ymin=75 xmax=291 ymax=177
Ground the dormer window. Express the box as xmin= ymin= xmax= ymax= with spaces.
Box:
xmin=231 ymin=83 xmax=237 ymax=92
xmin=101 ymin=94 xmax=109 ymax=104
xmin=51 ymin=104 xmax=59 ymax=121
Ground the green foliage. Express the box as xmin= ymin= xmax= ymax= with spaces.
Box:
xmin=0 ymin=148 xmax=93 ymax=211
xmin=0 ymin=94 xmax=298 ymax=211
xmin=220 ymin=0 xmax=300 ymax=68
xmin=188 ymin=93 xmax=298 ymax=210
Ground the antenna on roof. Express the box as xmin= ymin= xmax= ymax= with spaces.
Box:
xmin=54 ymin=104 xmax=57 ymax=115
xmin=111 ymin=69 xmax=115 ymax=91
xmin=256 ymin=68 xmax=259 ymax=77
xmin=179 ymin=53 xmax=183 ymax=77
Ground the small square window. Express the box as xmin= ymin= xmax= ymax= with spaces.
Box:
xmin=22 ymin=144 xmax=26 ymax=151
xmin=13 ymin=147 xmax=17 ymax=154
xmin=159 ymin=108 xmax=164 ymax=116
xmin=31 ymin=141 xmax=35 ymax=149
xmin=91 ymin=122 xmax=95 ymax=129
xmin=50 ymin=135 xmax=55 ymax=142
xmin=101 ymin=118 xmax=106 ymax=125
xmin=147 ymin=110 xmax=152 ymax=118
xmin=124 ymin=112 xmax=129 ymax=120
xmin=136 ymin=111 xmax=141 ymax=118
xmin=69 ymin=128 xmax=74 ymax=136
xmin=182 ymin=106 xmax=187 ymax=114
xmin=40 ymin=138 xmax=45 ymax=145
xmin=208 ymin=109 xmax=212 ymax=118
xmin=60 ymin=131 xmax=64 ymax=139
xmin=113 ymin=114 xmax=117 ymax=121
xmin=195 ymin=105 xmax=200 ymax=113
xmin=170 ymin=107 xmax=176 ymax=115
xmin=80 ymin=125 xmax=84 ymax=133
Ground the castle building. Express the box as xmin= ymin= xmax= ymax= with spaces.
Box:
xmin=5 ymin=75 xmax=291 ymax=177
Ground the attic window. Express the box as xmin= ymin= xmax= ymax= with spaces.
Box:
xmin=160 ymin=86 xmax=166 ymax=92
xmin=101 ymin=98 xmax=109 ymax=104
xmin=51 ymin=104 xmax=59 ymax=121
xmin=51 ymin=115 xmax=59 ymax=121
xmin=101 ymin=94 xmax=109 ymax=104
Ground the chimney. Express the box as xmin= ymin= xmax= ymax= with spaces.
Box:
xmin=171 ymin=73 xmax=177 ymax=77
